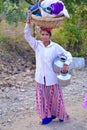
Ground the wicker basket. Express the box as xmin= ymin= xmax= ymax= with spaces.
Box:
xmin=31 ymin=14 xmax=66 ymax=28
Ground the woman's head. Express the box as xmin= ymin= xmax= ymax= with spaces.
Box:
xmin=40 ymin=27 xmax=52 ymax=45
xmin=40 ymin=27 xmax=52 ymax=36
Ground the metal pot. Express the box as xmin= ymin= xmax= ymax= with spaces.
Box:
xmin=53 ymin=55 xmax=67 ymax=74
xmin=57 ymin=71 xmax=71 ymax=87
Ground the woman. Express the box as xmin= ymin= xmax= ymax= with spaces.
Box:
xmin=24 ymin=10 xmax=72 ymax=125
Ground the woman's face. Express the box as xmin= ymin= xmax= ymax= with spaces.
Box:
xmin=40 ymin=30 xmax=51 ymax=43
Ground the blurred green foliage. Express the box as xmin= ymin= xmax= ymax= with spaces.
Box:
xmin=0 ymin=0 xmax=87 ymax=57
xmin=0 ymin=0 xmax=29 ymax=25
xmin=52 ymin=2 xmax=87 ymax=57
xmin=0 ymin=34 xmax=30 ymax=58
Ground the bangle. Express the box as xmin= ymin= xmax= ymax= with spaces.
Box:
xmin=26 ymin=17 xmax=32 ymax=24
xmin=26 ymin=19 xmax=30 ymax=24
xmin=26 ymin=20 xmax=30 ymax=24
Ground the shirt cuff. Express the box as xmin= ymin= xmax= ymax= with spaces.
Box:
xmin=25 ymin=23 xmax=30 ymax=27
xmin=65 ymin=61 xmax=72 ymax=66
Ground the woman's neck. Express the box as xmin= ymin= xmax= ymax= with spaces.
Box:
xmin=43 ymin=41 xmax=50 ymax=47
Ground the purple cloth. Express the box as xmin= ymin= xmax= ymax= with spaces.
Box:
xmin=51 ymin=2 xmax=64 ymax=15
xmin=82 ymin=93 xmax=87 ymax=108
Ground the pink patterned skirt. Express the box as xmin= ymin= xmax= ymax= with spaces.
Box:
xmin=36 ymin=82 xmax=68 ymax=121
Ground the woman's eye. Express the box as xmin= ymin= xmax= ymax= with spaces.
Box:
xmin=41 ymin=33 xmax=49 ymax=36
xmin=41 ymin=34 xmax=44 ymax=36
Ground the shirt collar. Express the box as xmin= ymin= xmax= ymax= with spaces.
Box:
xmin=41 ymin=40 xmax=54 ymax=47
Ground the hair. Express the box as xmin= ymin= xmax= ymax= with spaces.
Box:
xmin=40 ymin=29 xmax=52 ymax=36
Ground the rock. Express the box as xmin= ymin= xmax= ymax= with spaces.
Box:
xmin=69 ymin=57 xmax=85 ymax=70
xmin=20 ymin=89 xmax=26 ymax=92
xmin=4 ymin=87 xmax=10 ymax=93
xmin=0 ymin=108 xmax=3 ymax=115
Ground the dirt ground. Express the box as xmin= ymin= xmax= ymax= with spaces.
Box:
xmin=0 ymin=67 xmax=87 ymax=130
xmin=2 ymin=105 xmax=87 ymax=130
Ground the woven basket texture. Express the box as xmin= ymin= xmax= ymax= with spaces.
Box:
xmin=31 ymin=14 xmax=65 ymax=28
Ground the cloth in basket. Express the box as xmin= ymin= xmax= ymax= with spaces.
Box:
xmin=40 ymin=0 xmax=69 ymax=18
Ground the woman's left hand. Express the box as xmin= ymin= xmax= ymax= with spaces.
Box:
xmin=61 ymin=64 xmax=69 ymax=73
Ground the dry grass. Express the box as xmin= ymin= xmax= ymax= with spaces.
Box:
xmin=0 ymin=21 xmax=35 ymax=59
xmin=0 ymin=21 xmax=25 ymax=40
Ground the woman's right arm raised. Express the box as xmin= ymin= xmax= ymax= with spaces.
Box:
xmin=24 ymin=10 xmax=38 ymax=51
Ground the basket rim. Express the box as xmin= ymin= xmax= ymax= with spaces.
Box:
xmin=31 ymin=14 xmax=66 ymax=22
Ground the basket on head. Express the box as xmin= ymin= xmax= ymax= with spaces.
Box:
xmin=31 ymin=14 xmax=65 ymax=28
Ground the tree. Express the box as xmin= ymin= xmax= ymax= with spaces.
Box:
xmin=0 ymin=0 xmax=87 ymax=24
xmin=0 ymin=0 xmax=87 ymax=56
xmin=0 ymin=0 xmax=29 ymax=24
xmin=52 ymin=2 xmax=87 ymax=57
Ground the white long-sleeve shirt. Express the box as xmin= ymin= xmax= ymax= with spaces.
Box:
xmin=24 ymin=24 xmax=72 ymax=85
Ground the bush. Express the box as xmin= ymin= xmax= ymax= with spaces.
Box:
xmin=52 ymin=3 xmax=87 ymax=57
